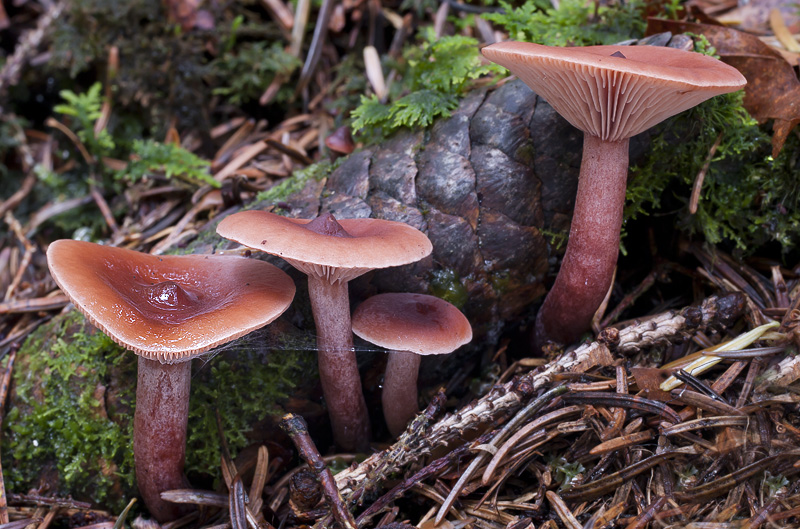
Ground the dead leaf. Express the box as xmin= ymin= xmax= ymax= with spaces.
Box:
xmin=647 ymin=18 xmax=800 ymax=156
xmin=714 ymin=0 xmax=800 ymax=34
xmin=631 ymin=367 xmax=673 ymax=402
xmin=769 ymin=7 xmax=800 ymax=52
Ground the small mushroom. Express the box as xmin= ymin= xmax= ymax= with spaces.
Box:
xmin=325 ymin=125 xmax=355 ymax=157
xmin=46 ymin=240 xmax=296 ymax=521
xmin=480 ymin=42 xmax=746 ymax=348
xmin=351 ymin=293 xmax=472 ymax=437
xmin=217 ymin=211 xmax=432 ymax=451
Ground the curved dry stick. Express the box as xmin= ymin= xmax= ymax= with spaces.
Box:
xmin=481 ymin=406 xmax=581 ymax=485
xmin=434 ymin=385 xmax=568 ymax=525
xmin=562 ymin=392 xmax=681 ymax=424
xmin=334 ymin=294 xmax=746 ymax=502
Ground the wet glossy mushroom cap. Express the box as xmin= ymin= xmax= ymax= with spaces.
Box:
xmin=217 ymin=210 xmax=433 ymax=282
xmin=481 ymin=42 xmax=746 ymax=142
xmin=47 ymin=239 xmax=296 ymax=362
xmin=352 ymin=293 xmax=472 ymax=355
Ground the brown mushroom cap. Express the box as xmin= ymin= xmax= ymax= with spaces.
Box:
xmin=217 ymin=210 xmax=433 ymax=283
xmin=481 ymin=42 xmax=747 ymax=142
xmin=325 ymin=126 xmax=355 ymax=155
xmin=47 ymin=240 xmax=296 ymax=362
xmin=352 ymin=293 xmax=472 ymax=355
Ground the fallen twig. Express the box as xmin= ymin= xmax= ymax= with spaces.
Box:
xmin=335 ymin=294 xmax=746 ymax=501
xmin=282 ymin=414 xmax=356 ymax=529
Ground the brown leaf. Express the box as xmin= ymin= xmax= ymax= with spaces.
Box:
xmin=647 ymin=18 xmax=800 ymax=156
xmin=715 ymin=0 xmax=800 ymax=34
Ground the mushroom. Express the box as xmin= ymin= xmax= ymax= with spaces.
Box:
xmin=351 ymin=293 xmax=472 ymax=437
xmin=325 ymin=125 xmax=355 ymax=157
xmin=46 ymin=240 xmax=296 ymax=522
xmin=216 ymin=211 xmax=432 ymax=451
xmin=480 ymin=42 xmax=746 ymax=348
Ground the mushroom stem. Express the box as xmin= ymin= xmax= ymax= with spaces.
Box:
xmin=307 ymin=276 xmax=370 ymax=452
xmin=535 ymin=135 xmax=629 ymax=347
xmin=382 ymin=350 xmax=421 ymax=437
xmin=133 ymin=357 xmax=192 ymax=522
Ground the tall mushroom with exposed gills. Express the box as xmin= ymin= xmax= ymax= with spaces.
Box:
xmin=352 ymin=293 xmax=472 ymax=437
xmin=46 ymin=240 xmax=296 ymax=522
xmin=480 ymin=42 xmax=746 ymax=349
xmin=217 ymin=211 xmax=432 ymax=451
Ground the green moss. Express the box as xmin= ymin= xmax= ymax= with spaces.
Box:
xmin=473 ymin=12 xmax=796 ymax=254
xmin=484 ymin=0 xmax=646 ymax=46
xmin=489 ymin=270 xmax=512 ymax=295
xmin=186 ymin=340 xmax=316 ymax=477
xmin=3 ymin=311 xmax=316 ymax=508
xmin=626 ymin=39 xmax=797 ymax=253
xmin=169 ymin=223 xmax=231 ymax=255
xmin=2 ymin=312 xmax=136 ymax=509
xmin=211 ymin=41 xmax=301 ymax=105
xmin=351 ymin=31 xmax=502 ymax=141
xmin=253 ymin=158 xmax=341 ymax=206
xmin=428 ymin=269 xmax=469 ymax=309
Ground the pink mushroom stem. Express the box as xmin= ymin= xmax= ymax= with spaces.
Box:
xmin=133 ymin=357 xmax=191 ymax=522
xmin=382 ymin=351 xmax=421 ymax=438
xmin=307 ymin=276 xmax=371 ymax=452
xmin=535 ymin=135 xmax=629 ymax=347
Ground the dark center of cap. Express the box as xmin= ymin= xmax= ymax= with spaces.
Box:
xmin=414 ymin=301 xmax=435 ymax=316
xmin=303 ymin=212 xmax=353 ymax=238
xmin=610 ymin=51 xmax=627 ymax=59
xmin=128 ymin=280 xmax=204 ymax=324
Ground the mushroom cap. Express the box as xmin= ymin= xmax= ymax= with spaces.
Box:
xmin=216 ymin=210 xmax=433 ymax=283
xmin=47 ymin=240 xmax=296 ymax=363
xmin=325 ymin=126 xmax=355 ymax=155
xmin=352 ymin=293 xmax=472 ymax=356
xmin=481 ymin=42 xmax=747 ymax=142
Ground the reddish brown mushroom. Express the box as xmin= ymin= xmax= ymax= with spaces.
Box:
xmin=46 ymin=240 xmax=296 ymax=522
xmin=217 ymin=211 xmax=432 ymax=451
xmin=481 ymin=42 xmax=746 ymax=348
xmin=352 ymin=293 xmax=472 ymax=437
xmin=325 ymin=125 xmax=355 ymax=157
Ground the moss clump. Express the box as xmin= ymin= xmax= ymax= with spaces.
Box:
xmin=2 ymin=312 xmax=137 ymax=509
xmin=211 ymin=40 xmax=301 ymax=105
xmin=429 ymin=269 xmax=469 ymax=309
xmin=351 ymin=31 xmax=501 ymax=141
xmin=620 ymin=36 xmax=800 ymax=254
xmin=3 ymin=312 xmax=316 ymax=508
xmin=484 ymin=0 xmax=647 ymax=46
xmin=186 ymin=336 xmax=315 ymax=477
xmin=626 ymin=77 xmax=796 ymax=253
xmin=253 ymin=158 xmax=341 ymax=207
